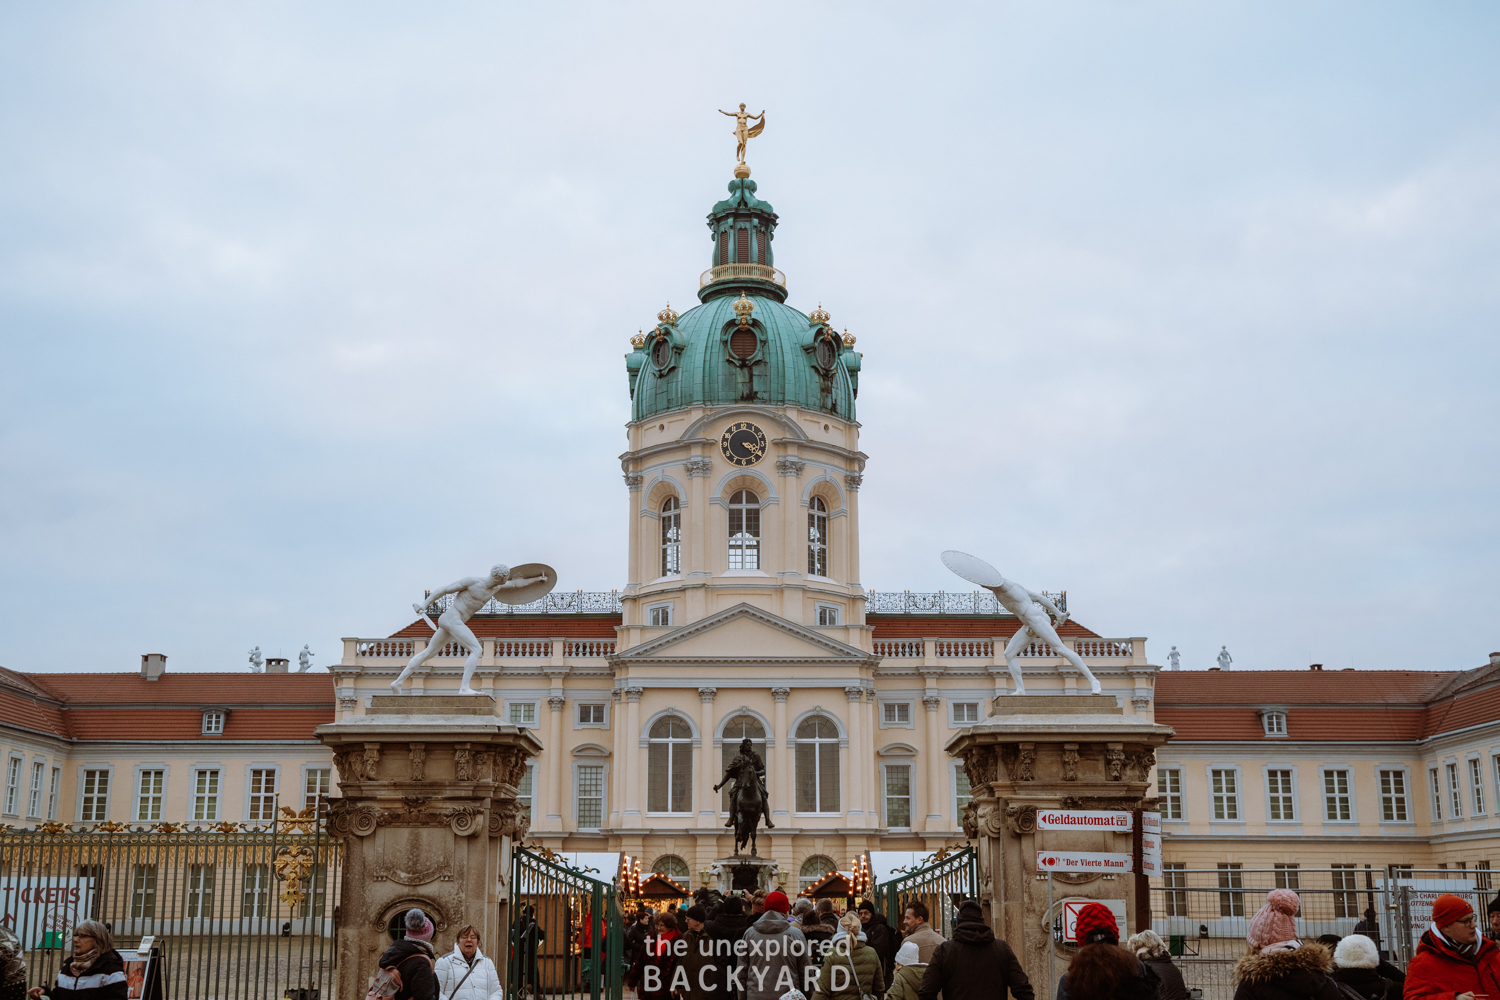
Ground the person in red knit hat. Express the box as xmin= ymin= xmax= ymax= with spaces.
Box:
xmin=1233 ymin=890 xmax=1343 ymax=1000
xmin=1405 ymin=894 xmax=1500 ymax=1000
xmin=1055 ymin=903 xmax=1158 ymax=1000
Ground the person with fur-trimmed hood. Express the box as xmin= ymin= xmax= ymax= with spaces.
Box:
xmin=1232 ymin=890 xmax=1343 ymax=1000
xmin=1404 ymin=893 xmax=1500 ymax=1000
xmin=1331 ymin=934 xmax=1400 ymax=1000
xmin=1055 ymin=903 xmax=1158 ymax=1000
xmin=919 ymin=900 xmax=1032 ymax=1000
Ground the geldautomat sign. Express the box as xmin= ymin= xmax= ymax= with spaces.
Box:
xmin=1035 ymin=809 xmax=1134 ymax=831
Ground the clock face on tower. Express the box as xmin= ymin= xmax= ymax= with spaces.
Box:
xmin=719 ymin=422 xmax=767 ymax=467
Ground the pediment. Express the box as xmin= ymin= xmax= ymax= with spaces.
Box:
xmin=617 ymin=603 xmax=871 ymax=663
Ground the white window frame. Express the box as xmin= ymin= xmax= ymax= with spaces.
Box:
xmin=793 ymin=713 xmax=843 ymax=816
xmin=27 ymin=760 xmax=45 ymax=819
xmin=1265 ymin=766 xmax=1297 ymax=822
xmin=201 ymin=710 xmax=226 ymax=735
xmin=1430 ymin=767 xmax=1443 ymax=821
xmin=1447 ymin=762 xmax=1463 ymax=819
xmin=302 ymin=766 xmax=331 ymax=815
xmin=574 ymin=762 xmax=606 ymax=831
xmin=242 ymin=864 xmax=271 ymax=919
xmin=192 ymin=767 xmax=222 ymax=822
xmin=807 ymin=496 xmax=829 ymax=577
xmin=507 ymin=701 xmax=539 ymax=727
xmin=77 ymin=766 xmax=114 ymax=823
xmin=727 ymin=489 xmax=761 ymax=570
xmin=47 ymin=766 xmax=60 ymax=820
xmin=575 ymin=701 xmax=610 ymax=729
xmin=1470 ymin=756 xmax=1485 ymax=816
xmin=948 ymin=700 xmax=981 ymax=727
xmin=517 ymin=761 xmax=536 ymax=818
xmin=878 ymin=700 xmax=914 ymax=729
xmin=1321 ymin=767 xmax=1355 ymax=823
xmin=134 ymin=766 xmax=167 ymax=823
xmin=815 ymin=602 xmax=840 ymax=626
xmin=1158 ymin=766 xmax=1185 ymax=820
xmin=1261 ymin=710 xmax=1288 ymax=737
xmin=645 ymin=602 xmax=673 ymax=628
xmin=660 ymin=495 xmax=682 ymax=577
xmin=645 ymin=714 xmax=694 ymax=816
xmin=953 ymin=762 xmax=972 ymax=822
xmin=245 ymin=765 xmax=280 ymax=824
xmin=1379 ymin=767 xmax=1411 ymax=823
xmin=1210 ymin=766 xmax=1241 ymax=822
xmin=3 ymin=756 xmax=22 ymax=816
xmin=882 ymin=761 xmax=913 ymax=830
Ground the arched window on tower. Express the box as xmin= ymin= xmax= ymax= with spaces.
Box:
xmin=661 ymin=496 xmax=681 ymax=576
xmin=795 ymin=715 xmax=840 ymax=814
xmin=728 ymin=490 xmax=760 ymax=570
xmin=808 ymin=496 xmax=828 ymax=577
xmin=720 ymin=714 xmax=767 ymax=812
xmin=647 ymin=715 xmax=693 ymax=814
xmin=799 ymin=855 xmax=837 ymax=894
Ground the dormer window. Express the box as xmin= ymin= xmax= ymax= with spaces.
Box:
xmin=202 ymin=710 xmax=226 ymax=734
xmin=1261 ymin=711 xmax=1287 ymax=737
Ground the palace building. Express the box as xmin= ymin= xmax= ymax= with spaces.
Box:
xmin=1 ymin=160 xmax=1497 ymax=900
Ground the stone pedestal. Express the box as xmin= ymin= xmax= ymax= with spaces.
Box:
xmin=707 ymin=855 xmax=783 ymax=894
xmin=947 ymin=695 xmax=1173 ymax=999
xmin=317 ymin=695 xmax=542 ymax=999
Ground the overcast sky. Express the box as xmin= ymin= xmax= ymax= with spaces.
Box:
xmin=2 ymin=2 xmax=1497 ymax=676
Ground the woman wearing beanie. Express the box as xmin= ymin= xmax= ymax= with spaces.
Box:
xmin=1055 ymin=903 xmax=1158 ymax=1000
xmin=376 ymin=909 xmax=438 ymax=1000
xmin=1405 ymin=893 xmax=1500 ymax=1000
xmin=1330 ymin=935 xmax=1399 ymax=1000
xmin=811 ymin=912 xmax=885 ymax=1000
xmin=885 ymin=941 xmax=927 ymax=1000
xmin=1232 ymin=890 xmax=1342 ymax=1000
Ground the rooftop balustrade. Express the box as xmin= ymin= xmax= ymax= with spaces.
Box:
xmin=698 ymin=263 xmax=787 ymax=288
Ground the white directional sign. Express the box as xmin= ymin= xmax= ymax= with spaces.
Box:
xmin=1142 ymin=811 xmax=1161 ymax=834
xmin=1036 ymin=850 xmax=1134 ymax=874
xmin=1140 ymin=854 xmax=1164 ymax=878
xmin=1142 ymin=832 xmax=1162 ymax=856
xmin=1035 ymin=809 xmax=1133 ymax=832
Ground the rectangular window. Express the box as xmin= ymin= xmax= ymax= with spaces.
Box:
xmin=193 ymin=769 xmax=221 ymax=821
xmin=304 ymin=769 xmax=331 ymax=816
xmin=882 ymin=703 xmax=911 ymax=726
xmin=1164 ymin=863 xmax=1188 ymax=917
xmin=1381 ymin=770 xmax=1409 ymax=821
xmin=660 ymin=501 xmax=681 ymax=576
xmin=884 ymin=765 xmax=911 ymax=829
xmin=1212 ymin=769 xmax=1239 ymax=820
xmin=648 ymin=605 xmax=671 ymax=627
xmin=1478 ymin=861 xmax=1492 ymax=892
xmin=816 ymin=605 xmax=838 ymax=626
xmin=1471 ymin=759 xmax=1485 ymax=815
xmin=807 ymin=509 xmax=828 ymax=577
xmin=1263 ymin=712 xmax=1287 ymax=736
xmin=136 ymin=769 xmax=164 ymax=822
xmin=951 ymin=702 xmax=980 ymax=725
xmin=27 ymin=762 xmax=44 ymax=818
xmin=1158 ymin=768 xmax=1184 ymax=820
xmin=1332 ymin=864 xmax=1359 ymax=918
xmin=1390 ymin=864 xmax=1413 ymax=878
xmin=727 ymin=500 xmax=760 ymax=570
xmin=1324 ymin=769 xmax=1352 ymax=821
xmin=517 ymin=763 xmax=534 ymax=817
xmin=1267 ymin=769 xmax=1295 ymax=821
xmin=47 ymin=767 xmax=60 ymax=820
xmin=130 ymin=864 xmax=157 ymax=919
xmin=81 ymin=770 xmax=110 ymax=822
xmin=578 ymin=704 xmax=606 ymax=726
xmin=248 ymin=769 xmax=277 ymax=822
xmin=954 ymin=766 xmax=972 ymax=817
xmin=242 ymin=864 xmax=270 ymax=919
xmin=1274 ymin=864 xmax=1300 ymax=890
xmin=1217 ymin=863 xmax=1245 ymax=917
xmin=3 ymin=759 xmax=20 ymax=815
xmin=509 ymin=703 xmax=536 ymax=726
xmin=577 ymin=765 xmax=603 ymax=829
xmin=186 ymin=864 xmax=214 ymax=919
xmin=1448 ymin=763 xmax=1462 ymax=818
xmin=202 ymin=711 xmax=225 ymax=734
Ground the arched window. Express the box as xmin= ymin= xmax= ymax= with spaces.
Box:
xmin=807 ymin=496 xmax=828 ymax=576
xmin=652 ymin=855 xmax=690 ymax=878
xmin=647 ymin=715 xmax=693 ymax=814
xmin=795 ymin=715 xmax=840 ymax=814
xmin=661 ymin=496 xmax=681 ymax=576
xmin=799 ymin=855 xmax=837 ymax=893
xmin=728 ymin=490 xmax=760 ymax=570
xmin=720 ymin=714 xmax=768 ymax=812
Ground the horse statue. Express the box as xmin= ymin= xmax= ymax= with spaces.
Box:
xmin=713 ymin=738 xmax=773 ymax=856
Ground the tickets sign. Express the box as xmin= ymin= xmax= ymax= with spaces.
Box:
xmin=1035 ymin=810 xmax=1134 ymax=832
xmin=1037 ymin=851 xmax=1134 ymax=874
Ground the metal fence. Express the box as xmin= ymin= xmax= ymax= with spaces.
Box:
xmin=873 ymin=846 xmax=976 ymax=939
xmin=509 ymin=847 xmax=623 ymax=1000
xmin=0 ymin=811 xmax=339 ymax=1000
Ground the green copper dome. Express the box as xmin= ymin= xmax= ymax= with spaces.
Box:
xmin=625 ymin=175 xmax=862 ymax=422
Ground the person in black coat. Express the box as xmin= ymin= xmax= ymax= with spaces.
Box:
xmin=1330 ymin=935 xmax=1400 ymax=1000
xmin=1127 ymin=930 xmax=1189 ymax=1000
xmin=857 ymin=900 xmax=901 ymax=985
xmin=918 ymin=900 xmax=1034 ymax=1000
xmin=377 ymin=909 xmax=439 ymax=1000
xmin=32 ymin=921 xmax=127 ymax=1000
xmin=1057 ymin=905 xmax=1158 ymax=1000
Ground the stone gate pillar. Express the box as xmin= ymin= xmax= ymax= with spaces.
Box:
xmin=317 ymin=695 xmax=542 ymax=999
xmin=946 ymin=695 xmax=1172 ymax=998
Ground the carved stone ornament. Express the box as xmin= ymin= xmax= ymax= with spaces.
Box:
xmin=961 ymin=746 xmax=998 ymax=789
xmin=1002 ymin=803 xmax=1038 ymax=836
xmin=1015 ymin=743 xmax=1037 ymax=782
xmin=976 ymin=800 xmax=1006 ymax=838
xmin=371 ymin=865 xmax=454 ymax=886
xmin=337 ymin=696 xmax=357 ymax=711
xmin=328 ymin=799 xmax=381 ymax=838
xmin=1126 ymin=749 xmax=1157 ymax=782
xmin=685 ymin=457 xmax=713 ymax=478
xmin=446 ymin=806 xmax=484 ymax=838
xmin=624 ymin=474 xmax=644 ymax=491
xmin=362 ymin=744 xmax=381 ymax=781
xmin=489 ymin=801 xmax=529 ymax=840
xmin=475 ymin=751 xmax=495 ymax=783
xmin=960 ymin=801 xmax=979 ymax=839
xmin=1106 ymin=747 xmax=1126 ymax=782
xmin=408 ymin=745 xmax=427 ymax=782
xmin=1131 ymin=694 xmax=1152 ymax=711
xmin=844 ymin=473 xmax=863 ymax=491
xmin=454 ymin=749 xmax=473 ymax=782
xmin=775 ymin=457 xmax=805 ymax=477
xmin=1062 ymin=744 xmax=1080 ymax=782
xmin=495 ymin=747 xmax=529 ymax=788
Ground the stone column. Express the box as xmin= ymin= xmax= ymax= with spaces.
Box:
xmin=318 ymin=695 xmax=541 ymax=1000
xmin=626 ymin=474 xmax=644 ymax=592
xmin=698 ymin=687 xmax=717 ymax=827
xmin=946 ymin=694 xmax=1172 ymax=1000
xmin=923 ymin=694 xmax=945 ymax=828
xmin=545 ymin=693 xmax=566 ymax=830
xmin=623 ymin=687 xmax=644 ymax=827
xmin=844 ymin=686 xmax=864 ymax=824
xmin=772 ymin=687 xmax=791 ymax=823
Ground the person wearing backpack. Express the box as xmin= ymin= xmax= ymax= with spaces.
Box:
xmin=374 ymin=909 xmax=439 ymax=1000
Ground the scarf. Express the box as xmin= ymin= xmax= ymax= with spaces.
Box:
xmin=68 ymin=948 xmax=102 ymax=976
xmin=1432 ymin=924 xmax=1478 ymax=958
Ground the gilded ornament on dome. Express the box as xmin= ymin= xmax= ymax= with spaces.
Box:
xmin=809 ymin=303 xmax=830 ymax=324
xmin=842 ymin=328 xmax=856 ymax=346
xmin=658 ymin=303 xmax=679 ymax=325
xmin=630 ymin=330 xmax=646 ymax=348
xmin=719 ymin=103 xmax=766 ymax=176
xmin=732 ymin=294 xmax=755 ymax=328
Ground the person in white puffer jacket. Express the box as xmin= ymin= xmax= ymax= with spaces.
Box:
xmin=434 ymin=926 xmax=502 ymax=1000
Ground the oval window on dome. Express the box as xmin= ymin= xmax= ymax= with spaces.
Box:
xmin=814 ymin=336 xmax=836 ymax=370
xmin=652 ymin=336 xmax=672 ymax=369
xmin=730 ymin=328 xmax=757 ymax=359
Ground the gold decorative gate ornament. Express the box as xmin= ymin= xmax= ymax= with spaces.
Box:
xmin=274 ymin=844 xmax=318 ymax=907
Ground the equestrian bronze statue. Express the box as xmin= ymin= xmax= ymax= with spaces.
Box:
xmin=714 ymin=737 xmax=773 ymax=856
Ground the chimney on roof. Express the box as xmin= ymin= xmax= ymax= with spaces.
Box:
xmin=266 ymin=657 xmax=290 ymax=673
xmin=141 ymin=653 xmax=167 ymax=681
xmin=1491 ymin=652 xmax=1500 ymax=667
xmin=1310 ymin=664 xmax=1323 ymax=671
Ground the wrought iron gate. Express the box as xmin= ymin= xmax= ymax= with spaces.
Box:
xmin=874 ymin=846 xmax=977 ymax=938
xmin=508 ymin=847 xmax=623 ymax=1000
xmin=0 ymin=810 xmax=339 ymax=1000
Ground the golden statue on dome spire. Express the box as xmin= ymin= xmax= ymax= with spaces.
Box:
xmin=719 ymin=103 xmax=765 ymax=178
